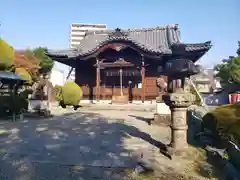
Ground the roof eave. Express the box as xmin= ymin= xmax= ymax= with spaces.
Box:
xmin=185 ymin=41 xmax=212 ymax=52
xmin=46 ymin=56 xmax=76 ymax=67
xmin=44 ymin=49 xmax=79 ymax=59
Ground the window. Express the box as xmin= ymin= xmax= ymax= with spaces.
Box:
xmin=71 ymin=34 xmax=85 ymax=37
xmin=71 ymin=30 xmax=87 ymax=33
xmin=71 ymin=39 xmax=81 ymax=42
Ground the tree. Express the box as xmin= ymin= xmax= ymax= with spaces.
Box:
xmin=229 ymin=56 xmax=240 ymax=84
xmin=0 ymin=38 xmax=14 ymax=70
xmin=14 ymin=50 xmax=39 ymax=75
xmin=214 ymin=58 xmax=232 ymax=84
xmin=33 ymin=47 xmax=54 ymax=76
xmin=237 ymin=41 xmax=240 ymax=56
xmin=214 ymin=41 xmax=240 ymax=85
xmin=14 ymin=47 xmax=54 ymax=83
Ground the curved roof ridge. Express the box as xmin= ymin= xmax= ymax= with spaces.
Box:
xmin=85 ymin=24 xmax=179 ymax=35
xmin=125 ymin=24 xmax=179 ymax=32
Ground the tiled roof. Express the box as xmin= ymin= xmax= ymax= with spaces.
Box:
xmin=46 ymin=24 xmax=211 ymax=58
xmin=77 ymin=24 xmax=181 ymax=55
xmin=0 ymin=71 xmax=25 ymax=81
xmin=46 ymin=49 xmax=79 ymax=58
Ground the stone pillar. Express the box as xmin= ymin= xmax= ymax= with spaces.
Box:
xmin=163 ymin=88 xmax=195 ymax=155
xmin=170 ymin=106 xmax=188 ymax=150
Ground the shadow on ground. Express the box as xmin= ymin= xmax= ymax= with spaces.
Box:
xmin=0 ymin=108 xmax=229 ymax=179
xmin=0 ymin=112 xmax=142 ymax=179
xmin=0 ymin=110 xmax=170 ymax=180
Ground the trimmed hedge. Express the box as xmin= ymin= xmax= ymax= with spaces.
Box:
xmin=0 ymin=89 xmax=33 ymax=118
xmin=202 ymin=103 xmax=240 ymax=146
xmin=0 ymin=38 xmax=14 ymax=70
xmin=56 ymin=82 xmax=82 ymax=108
xmin=0 ymin=95 xmax=28 ymax=117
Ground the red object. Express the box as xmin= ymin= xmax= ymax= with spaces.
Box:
xmin=229 ymin=93 xmax=240 ymax=103
xmin=173 ymin=79 xmax=181 ymax=89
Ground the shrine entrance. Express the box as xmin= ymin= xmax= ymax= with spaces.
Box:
xmin=95 ymin=58 xmax=143 ymax=103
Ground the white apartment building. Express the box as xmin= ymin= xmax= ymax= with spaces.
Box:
xmin=67 ymin=23 xmax=107 ymax=81
xmin=69 ymin=23 xmax=107 ymax=49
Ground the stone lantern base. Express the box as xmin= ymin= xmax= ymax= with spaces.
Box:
xmin=163 ymin=88 xmax=195 ymax=157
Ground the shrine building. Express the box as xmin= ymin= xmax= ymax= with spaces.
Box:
xmin=46 ymin=24 xmax=211 ymax=103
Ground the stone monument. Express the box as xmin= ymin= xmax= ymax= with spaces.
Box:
xmin=162 ymin=58 xmax=200 ymax=156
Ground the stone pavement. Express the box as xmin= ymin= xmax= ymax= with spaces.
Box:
xmin=0 ymin=108 xmax=209 ymax=179
xmin=77 ymin=102 xmax=156 ymax=112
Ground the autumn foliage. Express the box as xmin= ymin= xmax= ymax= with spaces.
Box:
xmin=0 ymin=37 xmax=54 ymax=84
xmin=15 ymin=67 xmax=33 ymax=84
xmin=14 ymin=50 xmax=40 ymax=75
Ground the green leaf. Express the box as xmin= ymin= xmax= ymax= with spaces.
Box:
xmin=229 ymin=56 xmax=240 ymax=84
xmin=214 ymin=42 xmax=240 ymax=85
xmin=237 ymin=41 xmax=240 ymax=56
xmin=33 ymin=47 xmax=54 ymax=75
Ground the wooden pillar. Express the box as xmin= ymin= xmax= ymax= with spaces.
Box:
xmin=119 ymin=68 xmax=123 ymax=96
xmin=96 ymin=58 xmax=101 ymax=101
xmin=141 ymin=54 xmax=145 ymax=103
xmin=103 ymin=72 xmax=106 ymax=100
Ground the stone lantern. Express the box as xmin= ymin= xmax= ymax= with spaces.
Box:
xmin=162 ymin=58 xmax=200 ymax=156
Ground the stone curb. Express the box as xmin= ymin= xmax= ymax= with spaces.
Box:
xmin=79 ymin=106 xmax=155 ymax=112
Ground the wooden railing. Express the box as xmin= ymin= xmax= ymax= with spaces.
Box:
xmin=80 ymin=86 xmax=159 ymax=101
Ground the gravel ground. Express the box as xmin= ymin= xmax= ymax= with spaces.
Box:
xmin=0 ymin=107 xmax=219 ymax=179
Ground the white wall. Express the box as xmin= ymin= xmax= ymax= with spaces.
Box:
xmin=50 ymin=68 xmax=65 ymax=86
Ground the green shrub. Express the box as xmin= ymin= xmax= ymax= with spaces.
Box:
xmin=0 ymin=38 xmax=14 ymax=70
xmin=61 ymin=81 xmax=82 ymax=106
xmin=0 ymin=95 xmax=29 ymax=117
xmin=15 ymin=68 xmax=33 ymax=85
xmin=202 ymin=103 xmax=240 ymax=146
xmin=54 ymin=85 xmax=63 ymax=102
xmin=19 ymin=89 xmax=33 ymax=99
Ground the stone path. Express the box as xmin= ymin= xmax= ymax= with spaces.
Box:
xmin=0 ymin=108 xmax=210 ymax=179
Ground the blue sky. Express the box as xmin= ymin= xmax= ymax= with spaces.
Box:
xmin=1 ymin=0 xmax=239 ymax=74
